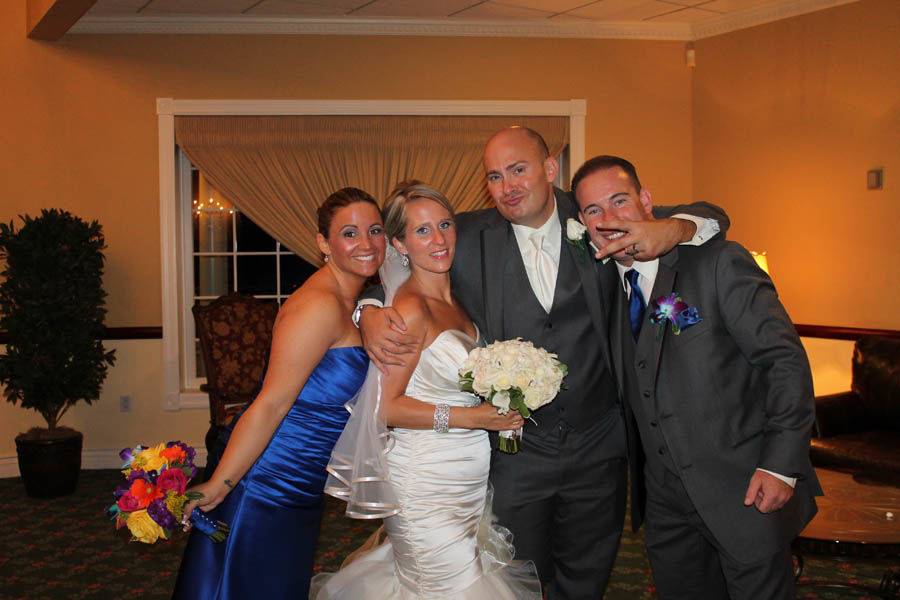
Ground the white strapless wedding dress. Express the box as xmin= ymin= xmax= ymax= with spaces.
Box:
xmin=313 ymin=329 xmax=542 ymax=599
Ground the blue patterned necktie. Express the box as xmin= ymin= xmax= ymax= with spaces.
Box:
xmin=625 ymin=269 xmax=646 ymax=340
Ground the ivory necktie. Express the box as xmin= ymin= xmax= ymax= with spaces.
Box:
xmin=530 ymin=232 xmax=556 ymax=313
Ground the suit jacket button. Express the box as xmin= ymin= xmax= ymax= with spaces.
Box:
xmin=642 ymin=390 xmax=651 ymax=398
xmin=638 ymin=360 xmax=647 ymax=369
xmin=650 ymin=420 xmax=658 ymax=427
xmin=658 ymin=447 xmax=665 ymax=455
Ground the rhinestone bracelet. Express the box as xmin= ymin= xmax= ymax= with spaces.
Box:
xmin=433 ymin=403 xmax=450 ymax=433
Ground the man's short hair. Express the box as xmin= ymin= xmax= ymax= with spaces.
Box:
xmin=571 ymin=155 xmax=642 ymax=195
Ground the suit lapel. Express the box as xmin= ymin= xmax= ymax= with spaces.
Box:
xmin=637 ymin=249 xmax=679 ymax=383
xmin=608 ymin=266 xmax=627 ymax=398
xmin=558 ymin=193 xmax=609 ymax=349
xmin=481 ymin=218 xmax=510 ymax=343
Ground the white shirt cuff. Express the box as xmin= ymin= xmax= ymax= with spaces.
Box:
xmin=352 ymin=298 xmax=384 ymax=328
xmin=671 ymin=214 xmax=720 ymax=246
xmin=357 ymin=298 xmax=384 ymax=309
xmin=756 ymin=468 xmax=796 ymax=488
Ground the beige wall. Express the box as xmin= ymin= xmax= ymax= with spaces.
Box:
xmin=1 ymin=1 xmax=694 ymax=327
xmin=693 ymin=0 xmax=900 ymax=329
xmin=0 ymin=340 xmax=210 ymax=466
xmin=1 ymin=2 xmax=695 ymax=462
xmin=1 ymin=1 xmax=894 ymax=465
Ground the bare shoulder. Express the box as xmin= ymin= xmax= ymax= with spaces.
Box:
xmin=391 ymin=291 xmax=431 ymax=337
xmin=276 ymin=283 xmax=344 ymax=337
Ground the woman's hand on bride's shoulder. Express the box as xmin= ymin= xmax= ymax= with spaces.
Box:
xmin=467 ymin=403 xmax=524 ymax=431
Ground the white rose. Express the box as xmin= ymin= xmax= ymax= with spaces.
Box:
xmin=492 ymin=390 xmax=511 ymax=414
xmin=566 ymin=218 xmax=587 ymax=241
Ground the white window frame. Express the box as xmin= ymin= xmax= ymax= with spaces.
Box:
xmin=158 ymin=98 xmax=587 ymax=410
xmin=178 ymin=157 xmax=309 ymax=392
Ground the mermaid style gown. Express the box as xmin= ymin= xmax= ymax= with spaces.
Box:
xmin=314 ymin=330 xmax=542 ymax=599
xmin=173 ymin=346 xmax=368 ymax=600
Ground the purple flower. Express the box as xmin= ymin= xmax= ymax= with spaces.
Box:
xmin=126 ymin=469 xmax=147 ymax=483
xmin=119 ymin=445 xmax=138 ymax=467
xmin=147 ymin=498 xmax=178 ymax=531
xmin=113 ymin=482 xmax=130 ymax=499
xmin=650 ymin=293 xmax=702 ymax=335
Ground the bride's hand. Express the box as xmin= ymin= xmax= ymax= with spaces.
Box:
xmin=469 ymin=403 xmax=525 ymax=431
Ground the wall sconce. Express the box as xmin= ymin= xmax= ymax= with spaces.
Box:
xmin=750 ymin=251 xmax=769 ymax=275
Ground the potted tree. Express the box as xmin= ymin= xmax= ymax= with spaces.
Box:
xmin=0 ymin=209 xmax=116 ymax=497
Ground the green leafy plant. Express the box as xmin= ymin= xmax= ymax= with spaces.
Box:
xmin=0 ymin=209 xmax=116 ymax=433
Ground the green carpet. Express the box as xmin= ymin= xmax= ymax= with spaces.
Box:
xmin=0 ymin=470 xmax=893 ymax=599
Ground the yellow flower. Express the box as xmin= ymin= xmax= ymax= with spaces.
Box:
xmin=126 ymin=509 xmax=168 ymax=544
xmin=166 ymin=493 xmax=187 ymax=522
xmin=136 ymin=444 xmax=168 ymax=473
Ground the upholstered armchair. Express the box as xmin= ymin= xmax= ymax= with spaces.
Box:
xmin=810 ymin=336 xmax=900 ymax=485
xmin=193 ymin=293 xmax=279 ymax=460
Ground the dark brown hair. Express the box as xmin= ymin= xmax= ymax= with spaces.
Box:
xmin=317 ymin=187 xmax=379 ymax=237
xmin=571 ymin=155 xmax=642 ymax=196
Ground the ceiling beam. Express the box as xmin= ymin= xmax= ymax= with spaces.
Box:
xmin=27 ymin=0 xmax=97 ymax=40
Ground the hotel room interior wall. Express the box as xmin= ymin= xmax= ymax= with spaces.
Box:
xmin=0 ymin=1 xmax=693 ymax=465
xmin=693 ymin=0 xmax=900 ymax=332
xmin=0 ymin=340 xmax=210 ymax=472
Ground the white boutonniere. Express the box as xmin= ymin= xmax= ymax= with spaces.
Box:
xmin=565 ymin=218 xmax=589 ymax=257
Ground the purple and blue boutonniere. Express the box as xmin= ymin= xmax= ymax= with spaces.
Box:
xmin=649 ymin=293 xmax=701 ymax=335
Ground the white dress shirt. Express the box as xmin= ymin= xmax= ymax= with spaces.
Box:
xmin=511 ymin=202 xmax=562 ymax=313
xmin=613 ymin=259 xmax=796 ymax=489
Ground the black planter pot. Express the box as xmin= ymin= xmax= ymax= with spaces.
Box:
xmin=15 ymin=430 xmax=83 ymax=498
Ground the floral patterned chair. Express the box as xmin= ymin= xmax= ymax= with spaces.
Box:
xmin=193 ymin=293 xmax=279 ymax=459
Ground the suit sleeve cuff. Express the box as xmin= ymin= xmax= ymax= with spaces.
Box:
xmin=671 ymin=214 xmax=720 ymax=246
xmin=756 ymin=468 xmax=796 ymax=488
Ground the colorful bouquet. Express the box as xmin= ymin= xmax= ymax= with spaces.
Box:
xmin=459 ymin=339 xmax=568 ymax=454
xmin=106 ymin=441 xmax=229 ymax=544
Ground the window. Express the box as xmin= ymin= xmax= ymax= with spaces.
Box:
xmin=160 ymin=98 xmax=586 ymax=411
xmin=179 ymin=152 xmax=316 ymax=391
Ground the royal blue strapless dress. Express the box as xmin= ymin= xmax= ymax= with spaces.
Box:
xmin=173 ymin=346 xmax=368 ymax=600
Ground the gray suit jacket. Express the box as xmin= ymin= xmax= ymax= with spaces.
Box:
xmin=450 ymin=189 xmax=729 ymax=345
xmin=611 ymin=240 xmax=822 ymax=563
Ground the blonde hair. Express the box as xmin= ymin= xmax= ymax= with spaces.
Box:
xmin=382 ymin=181 xmax=455 ymax=243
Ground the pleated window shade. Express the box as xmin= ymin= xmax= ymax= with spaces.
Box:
xmin=175 ymin=115 xmax=568 ymax=266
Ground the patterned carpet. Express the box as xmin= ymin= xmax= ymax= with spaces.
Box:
xmin=0 ymin=470 xmax=894 ymax=599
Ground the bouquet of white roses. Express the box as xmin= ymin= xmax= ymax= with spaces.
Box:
xmin=459 ymin=339 xmax=567 ymax=453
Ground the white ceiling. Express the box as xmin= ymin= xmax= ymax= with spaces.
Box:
xmin=76 ymin=0 xmax=860 ymax=40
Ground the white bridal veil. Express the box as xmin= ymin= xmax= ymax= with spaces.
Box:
xmin=323 ymin=245 xmax=410 ymax=519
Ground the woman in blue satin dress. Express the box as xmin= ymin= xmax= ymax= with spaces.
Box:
xmin=173 ymin=188 xmax=386 ymax=600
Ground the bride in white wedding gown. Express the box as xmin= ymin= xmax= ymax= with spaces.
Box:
xmin=314 ymin=183 xmax=542 ymax=599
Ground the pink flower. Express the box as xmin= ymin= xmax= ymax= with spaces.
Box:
xmin=117 ymin=493 xmax=141 ymax=512
xmin=157 ymin=468 xmax=187 ymax=494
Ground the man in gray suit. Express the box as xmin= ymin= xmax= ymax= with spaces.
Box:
xmin=360 ymin=128 xmax=728 ymax=599
xmin=572 ymin=154 xmax=821 ymax=599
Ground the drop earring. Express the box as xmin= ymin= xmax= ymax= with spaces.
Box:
xmin=401 ymin=254 xmax=409 ymax=267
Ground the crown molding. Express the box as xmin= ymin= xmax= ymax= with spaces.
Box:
xmin=68 ymin=0 xmax=860 ymax=42
xmin=692 ymin=0 xmax=860 ymax=39
xmin=70 ymin=15 xmax=692 ymax=41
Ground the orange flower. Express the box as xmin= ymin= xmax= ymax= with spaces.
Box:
xmin=160 ymin=445 xmax=186 ymax=464
xmin=128 ymin=479 xmax=163 ymax=509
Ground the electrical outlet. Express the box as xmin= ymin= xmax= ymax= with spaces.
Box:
xmin=119 ymin=395 xmax=131 ymax=412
